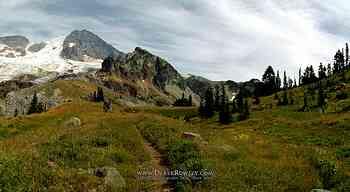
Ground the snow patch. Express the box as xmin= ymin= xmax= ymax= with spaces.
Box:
xmin=0 ymin=36 xmax=102 ymax=82
xmin=68 ymin=42 xmax=76 ymax=48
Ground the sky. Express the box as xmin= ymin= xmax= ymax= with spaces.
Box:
xmin=0 ymin=0 xmax=349 ymax=82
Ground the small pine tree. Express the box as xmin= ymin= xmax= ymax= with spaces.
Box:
xmin=236 ymin=90 xmax=244 ymax=113
xmin=188 ymin=95 xmax=192 ymax=106
xmin=96 ymin=87 xmax=105 ymax=102
xmin=219 ymin=84 xmax=231 ymax=124
xmin=14 ymin=108 xmax=18 ymax=117
xmin=28 ymin=93 xmax=39 ymax=115
xmin=282 ymin=90 xmax=288 ymax=105
xmin=239 ymin=99 xmax=250 ymax=121
xmin=214 ymin=85 xmax=220 ymax=111
xmin=202 ymin=87 xmax=214 ymax=118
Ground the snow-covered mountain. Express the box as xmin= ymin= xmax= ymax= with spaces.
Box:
xmin=0 ymin=30 xmax=123 ymax=82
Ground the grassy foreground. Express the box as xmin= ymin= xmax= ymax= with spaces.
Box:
xmin=0 ymin=80 xmax=350 ymax=191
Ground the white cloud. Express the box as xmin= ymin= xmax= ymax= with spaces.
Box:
xmin=0 ymin=0 xmax=349 ymax=81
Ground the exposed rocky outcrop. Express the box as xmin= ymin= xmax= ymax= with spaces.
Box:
xmin=0 ymin=35 xmax=30 ymax=57
xmin=0 ymin=80 xmax=35 ymax=99
xmin=4 ymin=87 xmax=64 ymax=116
xmin=101 ymin=47 xmax=184 ymax=90
xmin=28 ymin=42 xmax=47 ymax=52
xmin=63 ymin=117 xmax=81 ymax=128
xmin=184 ymin=74 xmax=263 ymax=99
xmin=61 ymin=30 xmax=124 ymax=61
xmin=99 ymin=47 xmax=200 ymax=105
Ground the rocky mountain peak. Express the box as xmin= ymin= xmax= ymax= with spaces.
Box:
xmin=61 ymin=29 xmax=124 ymax=61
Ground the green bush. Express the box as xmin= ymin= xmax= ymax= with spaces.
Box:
xmin=336 ymin=147 xmax=350 ymax=159
xmin=167 ymin=140 xmax=209 ymax=186
xmin=168 ymin=140 xmax=200 ymax=167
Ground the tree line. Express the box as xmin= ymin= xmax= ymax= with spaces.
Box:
xmin=199 ymin=84 xmax=250 ymax=124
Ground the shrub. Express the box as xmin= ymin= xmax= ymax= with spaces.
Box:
xmin=336 ymin=147 xmax=350 ymax=159
xmin=167 ymin=140 xmax=208 ymax=185
xmin=336 ymin=91 xmax=348 ymax=100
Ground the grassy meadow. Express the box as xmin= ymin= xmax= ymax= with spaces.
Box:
xmin=0 ymin=79 xmax=350 ymax=191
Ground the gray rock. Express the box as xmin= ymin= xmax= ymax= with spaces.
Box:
xmin=63 ymin=117 xmax=81 ymax=128
xmin=182 ymin=132 xmax=202 ymax=140
xmin=3 ymin=86 xmax=64 ymax=116
xmin=0 ymin=35 xmax=29 ymax=49
xmin=0 ymin=35 xmax=30 ymax=56
xmin=94 ymin=167 xmax=126 ymax=191
xmin=28 ymin=42 xmax=46 ymax=52
xmin=311 ymin=189 xmax=331 ymax=192
xmin=61 ymin=30 xmax=124 ymax=61
xmin=103 ymin=100 xmax=113 ymax=112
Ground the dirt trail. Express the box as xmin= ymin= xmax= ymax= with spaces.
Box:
xmin=143 ymin=141 xmax=173 ymax=192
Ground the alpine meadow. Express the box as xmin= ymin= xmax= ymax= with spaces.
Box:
xmin=0 ymin=1 xmax=350 ymax=192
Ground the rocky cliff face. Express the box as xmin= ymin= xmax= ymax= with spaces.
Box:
xmin=185 ymin=74 xmax=263 ymax=99
xmin=28 ymin=42 xmax=47 ymax=53
xmin=99 ymin=47 xmax=199 ymax=105
xmin=101 ymin=47 xmax=184 ymax=90
xmin=0 ymin=35 xmax=30 ymax=57
xmin=61 ymin=30 xmax=124 ymax=61
xmin=3 ymin=86 xmax=64 ymax=116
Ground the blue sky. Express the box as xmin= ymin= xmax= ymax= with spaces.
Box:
xmin=0 ymin=0 xmax=349 ymax=81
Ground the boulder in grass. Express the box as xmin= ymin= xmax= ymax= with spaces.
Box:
xmin=311 ymin=189 xmax=331 ymax=192
xmin=64 ymin=117 xmax=81 ymax=128
xmin=95 ymin=167 xmax=126 ymax=191
xmin=182 ymin=132 xmax=202 ymax=140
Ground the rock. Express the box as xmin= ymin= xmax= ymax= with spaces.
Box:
xmin=61 ymin=30 xmax=124 ymax=61
xmin=64 ymin=117 xmax=81 ymax=128
xmin=28 ymin=42 xmax=46 ymax=52
xmin=0 ymin=80 xmax=35 ymax=99
xmin=0 ymin=35 xmax=29 ymax=57
xmin=103 ymin=100 xmax=113 ymax=112
xmin=94 ymin=167 xmax=126 ymax=191
xmin=311 ymin=189 xmax=331 ymax=192
xmin=182 ymin=132 xmax=202 ymax=140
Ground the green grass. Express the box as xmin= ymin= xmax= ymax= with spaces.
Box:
xmin=2 ymin=77 xmax=350 ymax=191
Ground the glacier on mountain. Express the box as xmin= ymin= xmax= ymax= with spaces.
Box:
xmin=0 ymin=36 xmax=102 ymax=82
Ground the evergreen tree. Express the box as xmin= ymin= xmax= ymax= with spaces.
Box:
xmin=28 ymin=92 xmax=39 ymax=115
xmin=318 ymin=63 xmax=327 ymax=79
xmin=239 ymin=99 xmax=250 ymax=121
xmin=188 ymin=95 xmax=192 ymax=106
xmin=346 ymin=43 xmax=349 ymax=67
xmin=327 ymin=63 xmax=332 ymax=77
xmin=219 ymin=84 xmax=232 ymax=124
xmin=276 ymin=70 xmax=281 ymax=90
xmin=283 ymin=70 xmax=288 ymax=90
xmin=302 ymin=65 xmax=318 ymax=84
xmin=96 ymin=87 xmax=105 ymax=102
xmin=262 ymin=66 xmax=277 ymax=95
xmin=203 ymin=87 xmax=214 ymax=118
xmin=214 ymin=84 xmax=221 ymax=110
xmin=334 ymin=50 xmax=345 ymax=73
xmin=14 ymin=108 xmax=18 ymax=117
xmin=236 ymin=89 xmax=244 ymax=113
xmin=298 ymin=67 xmax=302 ymax=86
xmin=288 ymin=78 xmax=293 ymax=89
